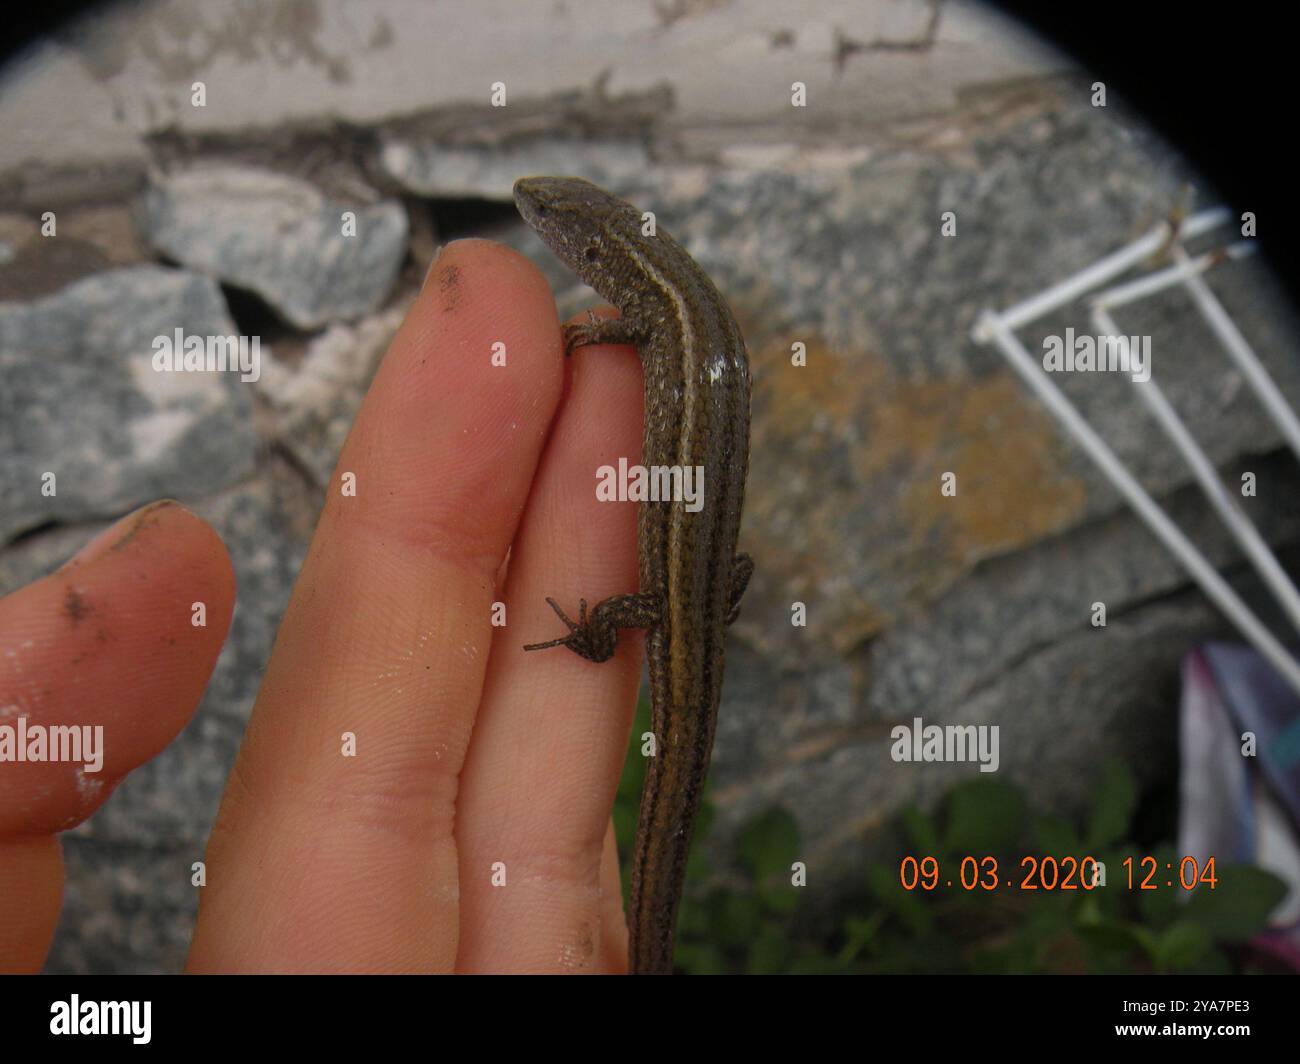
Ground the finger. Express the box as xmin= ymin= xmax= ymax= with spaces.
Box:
xmin=0 ymin=500 xmax=235 ymax=832
xmin=0 ymin=500 xmax=234 ymax=969
xmin=456 ymin=310 xmax=644 ymax=973
xmin=187 ymin=240 xmax=565 ymax=973
xmin=0 ymin=837 xmax=62 ymax=973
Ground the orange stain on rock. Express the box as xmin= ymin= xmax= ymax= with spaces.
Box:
xmin=896 ymin=373 xmax=1088 ymax=562
xmin=744 ymin=338 xmax=1087 ymax=650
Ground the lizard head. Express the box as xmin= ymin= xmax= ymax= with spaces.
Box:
xmin=513 ymin=176 xmax=647 ymax=300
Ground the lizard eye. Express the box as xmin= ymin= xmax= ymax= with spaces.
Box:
xmin=583 ymin=245 xmax=600 ymax=262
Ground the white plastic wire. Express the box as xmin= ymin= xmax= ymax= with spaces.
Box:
xmin=1091 ymin=304 xmax=1300 ymax=637
xmin=972 ymin=208 xmax=1232 ymax=340
xmin=1091 ymin=243 xmax=1255 ymax=311
xmin=975 ymin=308 xmax=1300 ymax=697
xmin=1168 ymin=244 xmax=1300 ymax=465
xmin=972 ymin=206 xmax=1300 ymax=700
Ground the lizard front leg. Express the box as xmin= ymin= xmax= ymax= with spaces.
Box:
xmin=562 ymin=311 xmax=642 ymax=356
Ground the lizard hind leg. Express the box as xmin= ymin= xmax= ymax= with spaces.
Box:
xmin=523 ymin=591 xmax=661 ymax=662
xmin=725 ymin=553 xmax=754 ymax=625
xmin=521 ymin=597 xmax=588 ymax=652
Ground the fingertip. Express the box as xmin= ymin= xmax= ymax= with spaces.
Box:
xmin=0 ymin=500 xmax=236 ymax=836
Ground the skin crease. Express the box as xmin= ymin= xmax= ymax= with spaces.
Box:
xmin=0 ymin=239 xmax=649 ymax=974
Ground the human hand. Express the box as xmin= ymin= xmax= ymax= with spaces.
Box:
xmin=0 ymin=239 xmax=645 ymax=973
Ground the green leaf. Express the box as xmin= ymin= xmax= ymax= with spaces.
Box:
xmin=789 ymin=948 xmax=850 ymax=974
xmin=1075 ymin=917 xmax=1155 ymax=962
xmin=1033 ymin=813 xmax=1082 ymax=857
xmin=682 ymin=801 xmax=716 ymax=884
xmin=675 ymin=894 xmax=711 ymax=938
xmin=674 ymin=942 xmax=729 ymax=975
xmin=867 ymin=862 xmax=933 ymax=936
xmin=612 ymin=800 xmax=638 ymax=869
xmin=971 ymin=934 xmax=1040 ymax=974
xmin=613 ymin=698 xmax=653 ymax=868
xmin=747 ymin=924 xmax=792 ymax=974
xmin=839 ymin=913 xmax=885 ymax=962
xmin=736 ymin=806 xmax=801 ymax=883
xmin=1186 ymin=946 xmax=1233 ymax=974
xmin=943 ymin=777 xmax=1026 ymax=854
xmin=712 ymin=891 xmax=762 ymax=946
xmin=1152 ymin=920 xmax=1210 ymax=973
xmin=619 ymin=698 xmax=652 ymax=795
xmin=758 ymin=879 xmax=801 ymax=913
xmin=1087 ymin=850 xmax=1133 ymax=918
xmin=1086 ymin=759 xmax=1137 ymax=850
xmin=901 ymin=806 xmax=942 ymax=857
xmin=1073 ymin=892 xmax=1104 ymax=927
xmin=1183 ymin=864 xmax=1288 ymax=940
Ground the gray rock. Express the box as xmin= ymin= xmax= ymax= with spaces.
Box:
xmin=713 ymin=581 xmax=1274 ymax=881
xmin=259 ymin=302 xmax=409 ymax=487
xmin=680 ymin=103 xmax=1300 ymax=668
xmin=190 ymin=478 xmax=309 ymax=722
xmin=0 ymin=266 xmax=258 ymax=542
xmin=139 ymin=166 xmax=408 ymax=329
xmin=864 ymin=452 xmax=1300 ymax=721
xmin=376 ymin=136 xmax=653 ymax=201
xmin=663 ymin=100 xmax=1300 ymax=895
xmin=51 ymin=839 xmax=199 ymax=974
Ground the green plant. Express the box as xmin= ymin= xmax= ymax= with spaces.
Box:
xmin=614 ymin=700 xmax=813 ymax=974
xmin=614 ymin=706 xmax=1289 ymax=974
xmin=858 ymin=760 xmax=1288 ymax=974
